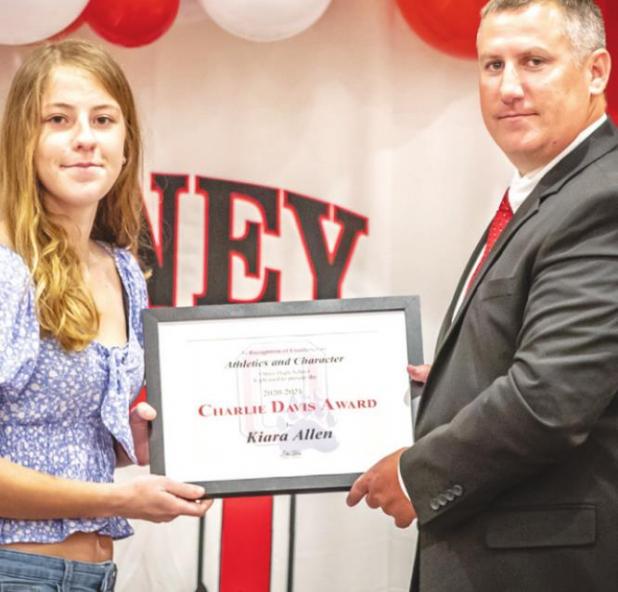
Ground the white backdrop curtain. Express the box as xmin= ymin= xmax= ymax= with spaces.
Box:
xmin=0 ymin=0 xmax=513 ymax=590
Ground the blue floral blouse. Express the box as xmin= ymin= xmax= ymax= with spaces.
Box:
xmin=0 ymin=244 xmax=146 ymax=544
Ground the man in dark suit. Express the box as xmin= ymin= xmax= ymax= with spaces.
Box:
xmin=347 ymin=1 xmax=618 ymax=590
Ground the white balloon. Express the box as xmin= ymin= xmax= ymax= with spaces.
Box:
xmin=0 ymin=0 xmax=89 ymax=45
xmin=199 ymin=0 xmax=332 ymax=42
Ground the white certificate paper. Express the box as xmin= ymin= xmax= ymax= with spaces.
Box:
xmin=144 ymin=297 xmax=422 ymax=496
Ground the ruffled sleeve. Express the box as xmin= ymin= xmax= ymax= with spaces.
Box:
xmin=0 ymin=246 xmax=39 ymax=395
xmin=114 ymin=248 xmax=148 ymax=348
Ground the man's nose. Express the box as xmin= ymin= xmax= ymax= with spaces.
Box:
xmin=499 ymin=64 xmax=524 ymax=102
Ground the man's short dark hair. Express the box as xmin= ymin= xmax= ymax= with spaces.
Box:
xmin=480 ymin=0 xmax=606 ymax=58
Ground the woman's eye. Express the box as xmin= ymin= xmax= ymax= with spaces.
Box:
xmin=91 ymin=113 xmax=118 ymax=126
xmin=47 ymin=115 xmax=67 ymax=125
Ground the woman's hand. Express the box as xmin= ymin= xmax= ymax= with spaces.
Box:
xmin=113 ymin=475 xmax=213 ymax=523
xmin=407 ymin=364 xmax=431 ymax=384
xmin=0 ymin=457 xmax=210 ymax=522
xmin=130 ymin=402 xmax=156 ymax=465
xmin=116 ymin=401 xmax=157 ymax=467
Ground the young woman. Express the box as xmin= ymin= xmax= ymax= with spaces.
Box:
xmin=0 ymin=40 xmax=211 ymax=590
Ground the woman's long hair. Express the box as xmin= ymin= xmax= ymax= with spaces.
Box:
xmin=0 ymin=39 xmax=144 ymax=351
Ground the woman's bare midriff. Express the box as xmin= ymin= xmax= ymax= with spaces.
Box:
xmin=1 ymin=532 xmax=113 ymax=563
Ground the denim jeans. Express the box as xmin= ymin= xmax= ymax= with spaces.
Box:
xmin=0 ymin=548 xmax=117 ymax=591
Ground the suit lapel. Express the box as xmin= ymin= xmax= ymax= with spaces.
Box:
xmin=434 ymin=230 xmax=488 ymax=347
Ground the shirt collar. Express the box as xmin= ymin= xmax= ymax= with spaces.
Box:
xmin=508 ymin=114 xmax=608 ymax=213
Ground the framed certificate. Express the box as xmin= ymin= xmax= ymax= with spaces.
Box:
xmin=143 ymin=296 xmax=422 ymax=497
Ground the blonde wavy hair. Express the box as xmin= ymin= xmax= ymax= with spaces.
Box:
xmin=0 ymin=39 xmax=144 ymax=351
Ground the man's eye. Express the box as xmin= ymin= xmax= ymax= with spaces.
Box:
xmin=486 ymin=61 xmax=503 ymax=71
xmin=527 ymin=57 xmax=544 ymax=67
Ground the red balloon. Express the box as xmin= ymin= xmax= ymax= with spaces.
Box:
xmin=85 ymin=0 xmax=179 ymax=47
xmin=396 ymin=0 xmax=487 ymax=60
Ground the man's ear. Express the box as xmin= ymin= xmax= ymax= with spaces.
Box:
xmin=588 ymin=48 xmax=611 ymax=95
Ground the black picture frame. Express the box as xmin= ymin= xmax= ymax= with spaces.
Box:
xmin=143 ymin=296 xmax=422 ymax=497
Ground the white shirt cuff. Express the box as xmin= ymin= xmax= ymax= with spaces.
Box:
xmin=397 ymin=458 xmax=411 ymax=501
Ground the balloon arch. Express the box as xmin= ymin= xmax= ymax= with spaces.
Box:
xmin=0 ymin=1 xmax=613 ymax=52
xmin=0 ymin=0 xmax=616 ymax=163
xmin=0 ymin=0 xmax=334 ymax=47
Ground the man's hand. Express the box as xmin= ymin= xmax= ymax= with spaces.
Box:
xmin=346 ymin=448 xmax=417 ymax=528
xmin=407 ymin=364 xmax=431 ymax=384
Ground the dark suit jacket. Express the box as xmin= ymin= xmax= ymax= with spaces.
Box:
xmin=401 ymin=119 xmax=618 ymax=592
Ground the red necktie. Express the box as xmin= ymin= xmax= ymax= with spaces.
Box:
xmin=466 ymin=190 xmax=513 ymax=293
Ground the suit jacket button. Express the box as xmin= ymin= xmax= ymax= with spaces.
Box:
xmin=430 ymin=499 xmax=440 ymax=511
xmin=445 ymin=490 xmax=455 ymax=502
xmin=452 ymin=484 xmax=464 ymax=496
xmin=437 ymin=494 xmax=449 ymax=506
